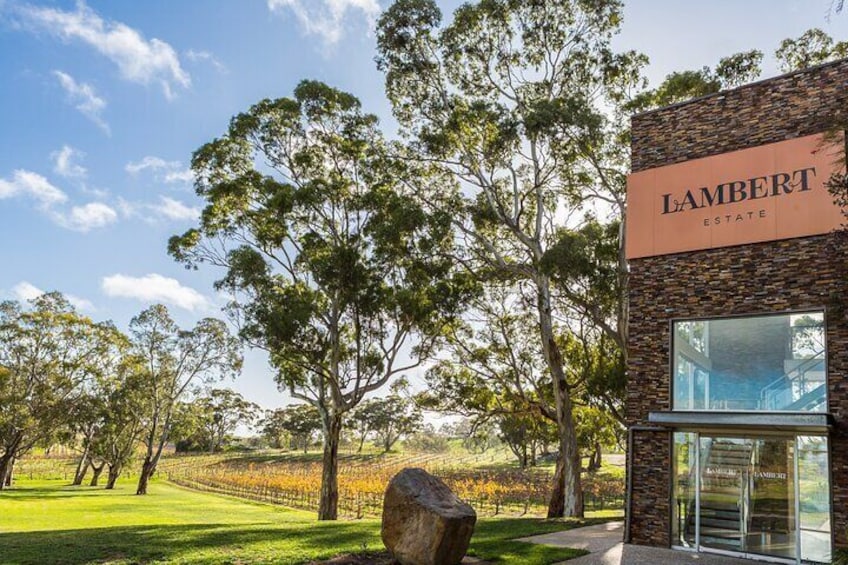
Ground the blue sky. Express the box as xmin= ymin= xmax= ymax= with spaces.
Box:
xmin=0 ymin=0 xmax=845 ymax=410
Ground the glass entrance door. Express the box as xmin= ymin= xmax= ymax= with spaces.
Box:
xmin=672 ymin=433 xmax=831 ymax=563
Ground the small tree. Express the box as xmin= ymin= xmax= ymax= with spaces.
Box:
xmin=131 ymin=305 xmax=242 ymax=495
xmin=498 ymin=411 xmax=557 ymax=468
xmin=350 ymin=381 xmax=422 ymax=453
xmin=198 ymin=388 xmax=261 ymax=452
xmin=91 ymin=365 xmax=151 ymax=489
xmin=169 ymin=401 xmax=208 ymax=453
xmin=262 ymin=404 xmax=322 ymax=453
xmin=66 ymin=391 xmax=105 ymax=486
xmin=574 ymin=405 xmax=621 ymax=472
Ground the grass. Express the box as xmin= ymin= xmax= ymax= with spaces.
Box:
xmin=0 ymin=479 xmax=597 ymax=564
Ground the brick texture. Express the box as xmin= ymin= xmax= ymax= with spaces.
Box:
xmin=626 ymin=58 xmax=848 ymax=550
xmin=632 ymin=58 xmax=848 ymax=173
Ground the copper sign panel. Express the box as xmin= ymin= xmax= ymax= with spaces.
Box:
xmin=626 ymin=132 xmax=845 ymax=259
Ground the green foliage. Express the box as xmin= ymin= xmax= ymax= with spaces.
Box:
xmin=129 ymin=305 xmax=242 ymax=493
xmin=0 ymin=293 xmax=120 ymax=483
xmin=170 ymin=79 xmax=470 ymax=418
xmin=259 ymin=404 xmax=322 ymax=452
xmin=169 ymin=79 xmax=474 ymax=517
xmin=627 ymin=50 xmax=762 ymax=112
xmin=403 ymin=425 xmax=451 ymax=453
xmin=376 ymin=4 xmax=637 ymax=516
xmin=775 ymin=28 xmax=848 ymax=73
xmin=348 ymin=381 xmax=422 ymax=452
xmin=497 ymin=411 xmax=557 ymax=467
xmin=193 ymin=389 xmax=261 ymax=453
xmin=87 ymin=360 xmax=151 ymax=485
xmin=631 ymin=28 xmax=848 ymax=114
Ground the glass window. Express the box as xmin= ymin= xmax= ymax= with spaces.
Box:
xmin=673 ymin=312 xmax=826 ymax=412
xmin=672 ymin=432 xmax=697 ymax=547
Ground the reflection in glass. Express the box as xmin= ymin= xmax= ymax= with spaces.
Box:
xmin=672 ymin=432 xmax=696 ymax=547
xmin=672 ymin=433 xmax=832 ymax=563
xmin=798 ymin=436 xmax=831 ymax=563
xmin=673 ymin=312 xmax=825 ymax=412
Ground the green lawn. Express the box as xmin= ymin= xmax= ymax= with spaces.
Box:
xmin=0 ymin=479 xmax=595 ymax=564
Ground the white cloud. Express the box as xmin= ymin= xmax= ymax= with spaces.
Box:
xmin=125 ymin=155 xmax=176 ymax=174
xmin=101 ymin=273 xmax=209 ymax=311
xmin=12 ymin=280 xmax=94 ymax=311
xmin=267 ymin=0 xmax=379 ymax=47
xmin=0 ymin=169 xmax=67 ymax=207
xmin=54 ymin=201 xmax=118 ymax=232
xmin=163 ymin=168 xmax=194 ymax=184
xmin=154 ymin=196 xmax=199 ymax=221
xmin=12 ymin=280 xmax=45 ymax=302
xmin=51 ymin=145 xmax=87 ymax=178
xmin=53 ymin=70 xmax=110 ymax=134
xmin=19 ymin=1 xmax=190 ymax=99
xmin=116 ymin=197 xmax=137 ymax=219
xmin=126 ymin=155 xmax=193 ymax=185
xmin=114 ymin=195 xmax=199 ymax=223
xmin=185 ymin=49 xmax=226 ymax=73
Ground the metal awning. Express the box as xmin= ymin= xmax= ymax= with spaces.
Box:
xmin=647 ymin=411 xmax=832 ymax=433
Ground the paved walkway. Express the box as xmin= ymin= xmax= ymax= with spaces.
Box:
xmin=520 ymin=521 xmax=758 ymax=565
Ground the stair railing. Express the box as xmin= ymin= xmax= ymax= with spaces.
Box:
xmin=758 ymin=351 xmax=825 ymax=410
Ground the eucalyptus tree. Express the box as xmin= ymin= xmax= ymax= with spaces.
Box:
xmin=197 ymin=388 xmax=261 ymax=452
xmin=0 ymin=293 xmax=116 ymax=489
xmin=169 ymin=81 xmax=471 ymax=519
xmin=631 ymin=29 xmax=848 ymax=114
xmin=775 ymin=28 xmax=848 ymax=72
xmin=92 ymin=365 xmax=150 ymax=490
xmin=350 ymin=379 xmax=422 ymax=453
xmin=626 ymin=50 xmax=762 ymax=111
xmin=130 ymin=305 xmax=242 ymax=495
xmin=66 ymin=326 xmax=130 ymax=486
xmin=67 ymin=391 xmax=104 ymax=485
xmin=261 ymin=404 xmax=322 ymax=453
xmin=376 ymin=0 xmax=646 ymax=517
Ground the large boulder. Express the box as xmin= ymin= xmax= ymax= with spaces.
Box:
xmin=381 ymin=467 xmax=477 ymax=565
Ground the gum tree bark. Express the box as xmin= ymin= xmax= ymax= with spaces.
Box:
xmin=89 ymin=462 xmax=105 ymax=487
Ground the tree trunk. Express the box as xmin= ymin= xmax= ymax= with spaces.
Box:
xmin=72 ymin=447 xmax=90 ymax=486
xmin=536 ymin=275 xmax=583 ymax=518
xmin=89 ymin=463 xmax=105 ymax=487
xmin=0 ymin=453 xmax=14 ymax=490
xmin=136 ymin=457 xmax=155 ymax=495
xmin=357 ymin=432 xmax=366 ymax=453
xmin=3 ymin=456 xmax=15 ymax=487
xmin=105 ymin=464 xmax=122 ymax=490
xmin=589 ymin=442 xmax=602 ymax=472
xmin=318 ymin=413 xmax=343 ymax=520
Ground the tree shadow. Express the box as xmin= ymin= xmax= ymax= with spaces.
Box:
xmin=0 ymin=486 xmax=127 ymax=500
xmin=0 ymin=522 xmax=380 ymax=564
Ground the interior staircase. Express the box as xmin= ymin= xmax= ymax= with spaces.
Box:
xmin=687 ymin=440 xmax=754 ymax=550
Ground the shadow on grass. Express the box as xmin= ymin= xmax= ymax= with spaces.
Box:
xmin=0 ymin=522 xmax=381 ymax=565
xmin=0 ymin=486 xmax=127 ymax=501
xmin=0 ymin=504 xmax=608 ymax=565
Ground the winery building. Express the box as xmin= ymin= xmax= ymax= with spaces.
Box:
xmin=624 ymin=58 xmax=848 ymax=564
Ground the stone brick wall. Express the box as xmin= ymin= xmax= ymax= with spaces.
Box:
xmin=632 ymin=58 xmax=848 ymax=173
xmin=626 ymin=58 xmax=848 ymax=549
